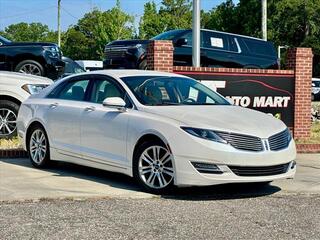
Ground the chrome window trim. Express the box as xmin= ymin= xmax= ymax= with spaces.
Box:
xmin=234 ymin=38 xmax=242 ymax=53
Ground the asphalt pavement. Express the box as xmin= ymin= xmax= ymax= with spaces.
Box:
xmin=0 ymin=154 xmax=319 ymax=239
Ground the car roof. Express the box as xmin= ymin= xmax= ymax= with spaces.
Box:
xmin=177 ymin=28 xmax=267 ymax=42
xmin=74 ymin=69 xmax=187 ymax=79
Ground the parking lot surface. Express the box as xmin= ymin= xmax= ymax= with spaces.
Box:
xmin=1 ymin=154 xmax=319 ymax=239
xmin=1 ymin=195 xmax=319 ymax=240
xmin=1 ymin=154 xmax=319 ymax=201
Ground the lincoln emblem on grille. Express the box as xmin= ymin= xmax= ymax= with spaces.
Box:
xmin=263 ymin=139 xmax=270 ymax=151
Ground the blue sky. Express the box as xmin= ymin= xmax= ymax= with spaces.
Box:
xmin=0 ymin=0 xmax=232 ymax=31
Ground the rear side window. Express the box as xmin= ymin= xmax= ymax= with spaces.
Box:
xmin=202 ymin=31 xmax=229 ymax=51
xmin=242 ymin=39 xmax=276 ymax=57
xmin=55 ymin=79 xmax=90 ymax=101
xmin=180 ymin=31 xmax=192 ymax=46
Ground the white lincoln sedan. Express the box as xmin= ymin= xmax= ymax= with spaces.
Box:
xmin=17 ymin=70 xmax=296 ymax=193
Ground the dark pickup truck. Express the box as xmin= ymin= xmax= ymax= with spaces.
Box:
xmin=0 ymin=36 xmax=64 ymax=79
xmin=104 ymin=29 xmax=279 ymax=70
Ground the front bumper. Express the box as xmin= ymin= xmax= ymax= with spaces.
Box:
xmin=171 ymin=136 xmax=296 ymax=187
xmin=45 ymin=57 xmax=65 ymax=80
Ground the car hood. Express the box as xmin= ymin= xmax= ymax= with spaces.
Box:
xmin=4 ymin=42 xmax=57 ymax=47
xmin=141 ymin=105 xmax=286 ymax=138
xmin=0 ymin=71 xmax=53 ymax=86
xmin=106 ymin=40 xmax=150 ymax=47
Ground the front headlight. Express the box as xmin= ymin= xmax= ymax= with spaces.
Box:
xmin=181 ymin=127 xmax=228 ymax=144
xmin=44 ymin=46 xmax=60 ymax=58
xmin=287 ymin=128 xmax=292 ymax=143
xmin=22 ymin=84 xmax=49 ymax=95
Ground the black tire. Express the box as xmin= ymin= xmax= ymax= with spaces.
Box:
xmin=0 ymin=100 xmax=20 ymax=139
xmin=133 ymin=140 xmax=174 ymax=194
xmin=312 ymin=93 xmax=315 ymax=101
xmin=138 ymin=59 xmax=147 ymax=70
xmin=15 ymin=60 xmax=44 ymax=76
xmin=27 ymin=124 xmax=50 ymax=168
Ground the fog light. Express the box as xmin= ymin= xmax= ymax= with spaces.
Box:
xmin=291 ymin=160 xmax=296 ymax=169
xmin=191 ymin=162 xmax=223 ymax=174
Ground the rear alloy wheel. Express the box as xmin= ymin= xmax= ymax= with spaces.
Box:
xmin=134 ymin=141 xmax=174 ymax=193
xmin=15 ymin=60 xmax=44 ymax=76
xmin=28 ymin=126 xmax=50 ymax=168
xmin=0 ymin=100 xmax=19 ymax=138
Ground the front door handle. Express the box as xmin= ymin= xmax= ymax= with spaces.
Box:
xmin=50 ymin=103 xmax=59 ymax=109
xmin=84 ymin=106 xmax=95 ymax=112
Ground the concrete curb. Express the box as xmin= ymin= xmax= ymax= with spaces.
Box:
xmin=0 ymin=149 xmax=28 ymax=158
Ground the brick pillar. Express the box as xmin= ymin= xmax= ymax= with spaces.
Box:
xmin=147 ymin=40 xmax=173 ymax=72
xmin=286 ymin=48 xmax=313 ymax=139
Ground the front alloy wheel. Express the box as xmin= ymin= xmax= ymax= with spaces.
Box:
xmin=134 ymin=141 xmax=174 ymax=193
xmin=28 ymin=126 xmax=50 ymax=167
xmin=19 ymin=63 xmax=42 ymax=76
xmin=0 ymin=108 xmax=17 ymax=137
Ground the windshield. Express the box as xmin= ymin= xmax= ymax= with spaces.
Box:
xmin=151 ymin=30 xmax=187 ymax=40
xmin=63 ymin=60 xmax=86 ymax=74
xmin=121 ymin=76 xmax=230 ymax=106
xmin=0 ymin=36 xmax=11 ymax=44
xmin=313 ymin=81 xmax=320 ymax=87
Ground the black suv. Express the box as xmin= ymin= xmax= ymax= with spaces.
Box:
xmin=104 ymin=29 xmax=279 ymax=69
xmin=0 ymin=36 xmax=64 ymax=79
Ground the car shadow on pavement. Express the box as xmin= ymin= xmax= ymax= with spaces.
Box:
xmin=1 ymin=158 xmax=281 ymax=200
xmin=162 ymin=183 xmax=281 ymax=201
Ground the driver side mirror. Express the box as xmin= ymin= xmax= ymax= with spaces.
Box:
xmin=102 ymin=97 xmax=126 ymax=112
xmin=175 ymin=38 xmax=188 ymax=47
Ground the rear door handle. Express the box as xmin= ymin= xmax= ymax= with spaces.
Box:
xmin=84 ymin=106 xmax=95 ymax=112
xmin=50 ymin=103 xmax=59 ymax=109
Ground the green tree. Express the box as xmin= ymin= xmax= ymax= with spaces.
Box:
xmin=202 ymin=0 xmax=261 ymax=37
xmin=139 ymin=1 xmax=166 ymax=39
xmin=139 ymin=0 xmax=192 ymax=39
xmin=269 ymin=0 xmax=320 ymax=74
xmin=0 ymin=22 xmax=57 ymax=42
xmin=201 ymin=0 xmax=238 ymax=32
xmin=62 ymin=0 xmax=135 ymax=60
xmin=61 ymin=28 xmax=89 ymax=60
xmin=159 ymin=0 xmax=192 ymax=30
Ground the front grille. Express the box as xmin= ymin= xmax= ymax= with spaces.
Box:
xmin=216 ymin=132 xmax=263 ymax=152
xmin=268 ymin=129 xmax=290 ymax=151
xmin=229 ymin=163 xmax=290 ymax=177
xmin=105 ymin=49 xmax=126 ymax=59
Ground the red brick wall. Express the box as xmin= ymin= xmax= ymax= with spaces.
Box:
xmin=286 ymin=48 xmax=313 ymax=139
xmin=147 ymin=40 xmax=173 ymax=72
xmin=147 ymin=41 xmax=313 ymax=140
xmin=173 ymin=66 xmax=294 ymax=75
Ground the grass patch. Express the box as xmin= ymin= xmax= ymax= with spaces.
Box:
xmin=296 ymin=121 xmax=320 ymax=144
xmin=0 ymin=137 xmax=22 ymax=149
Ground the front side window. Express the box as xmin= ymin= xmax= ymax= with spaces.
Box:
xmin=121 ymin=76 xmax=230 ymax=106
xmin=90 ymin=79 xmax=124 ymax=104
xmin=56 ymin=79 xmax=90 ymax=101
xmin=64 ymin=61 xmax=85 ymax=74
xmin=89 ymin=77 xmax=133 ymax=107
xmin=180 ymin=31 xmax=192 ymax=46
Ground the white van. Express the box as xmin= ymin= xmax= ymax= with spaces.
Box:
xmin=75 ymin=60 xmax=103 ymax=71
